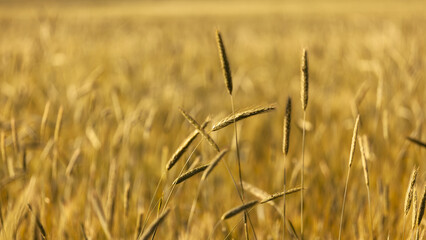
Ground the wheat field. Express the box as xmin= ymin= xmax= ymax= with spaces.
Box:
xmin=0 ymin=1 xmax=425 ymax=239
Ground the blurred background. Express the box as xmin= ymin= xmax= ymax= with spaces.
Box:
xmin=0 ymin=0 xmax=424 ymax=239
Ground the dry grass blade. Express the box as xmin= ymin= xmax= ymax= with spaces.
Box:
xmin=212 ymin=104 xmax=276 ymax=131
xmin=216 ymin=30 xmax=232 ymax=95
xmin=405 ymin=167 xmax=418 ymax=216
xmin=260 ymin=187 xmax=303 ymax=204
xmin=221 ymin=200 xmax=258 ymax=220
xmin=172 ymin=164 xmax=209 ymax=185
xmin=179 ymin=108 xmax=220 ymax=152
xmin=139 ymin=208 xmax=170 ymax=240
xmin=90 ymin=192 xmax=112 ymax=240
xmin=166 ymin=120 xmax=209 ymax=171
xmin=300 ymin=48 xmax=309 ymax=111
xmin=201 ymin=149 xmax=228 ymax=181
xmin=283 ymin=97 xmax=292 ymax=155
xmin=406 ymin=137 xmax=426 ymax=148
xmin=417 ymin=186 xmax=425 ymax=227
xmin=27 ymin=204 xmax=47 ymax=239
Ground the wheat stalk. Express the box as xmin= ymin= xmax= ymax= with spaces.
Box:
xmin=300 ymin=48 xmax=309 ymax=239
xmin=282 ymin=97 xmax=291 ymax=240
xmin=338 ymin=114 xmax=360 ymax=240
xmin=358 ymin=136 xmax=373 ymax=238
xmin=215 ymin=29 xmax=254 ymax=240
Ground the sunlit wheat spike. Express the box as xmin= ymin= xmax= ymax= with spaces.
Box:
xmin=358 ymin=137 xmax=369 ymax=186
xmin=221 ymin=200 xmax=258 ymax=220
xmin=404 ymin=167 xmax=418 ymax=216
xmin=412 ymin=187 xmax=418 ymax=230
xmin=417 ymin=186 xmax=425 ymax=226
xmin=173 ymin=164 xmax=210 ymax=185
xmin=54 ymin=106 xmax=63 ymax=143
xmin=283 ymin=97 xmax=292 ymax=155
xmin=179 ymin=108 xmax=220 ymax=152
xmin=260 ymin=187 xmax=303 ymax=204
xmin=216 ymin=30 xmax=232 ymax=95
xmin=300 ymin=48 xmax=309 ymax=111
xmin=201 ymin=149 xmax=228 ymax=181
xmin=348 ymin=115 xmax=360 ymax=167
xmin=406 ymin=137 xmax=426 ymax=148
xmin=212 ymin=104 xmax=276 ymax=131
xmin=139 ymin=208 xmax=170 ymax=240
xmin=166 ymin=120 xmax=210 ymax=171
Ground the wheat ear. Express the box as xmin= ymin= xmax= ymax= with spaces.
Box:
xmin=338 ymin=114 xmax=360 ymax=240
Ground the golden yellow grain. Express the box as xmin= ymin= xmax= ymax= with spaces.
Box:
xmin=216 ymin=30 xmax=233 ymax=95
xmin=212 ymin=104 xmax=276 ymax=131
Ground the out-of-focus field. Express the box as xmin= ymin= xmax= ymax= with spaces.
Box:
xmin=0 ymin=1 xmax=425 ymax=239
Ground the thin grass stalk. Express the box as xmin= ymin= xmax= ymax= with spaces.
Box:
xmin=230 ymin=95 xmax=251 ymax=240
xmin=301 ymin=111 xmax=306 ymax=239
xmin=300 ymin=48 xmax=308 ymax=239
xmin=216 ymin=29 xmax=253 ymax=240
xmin=338 ymin=115 xmax=360 ymax=240
xmin=359 ymin=137 xmax=373 ymax=239
xmin=282 ymin=97 xmax=291 ymax=240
